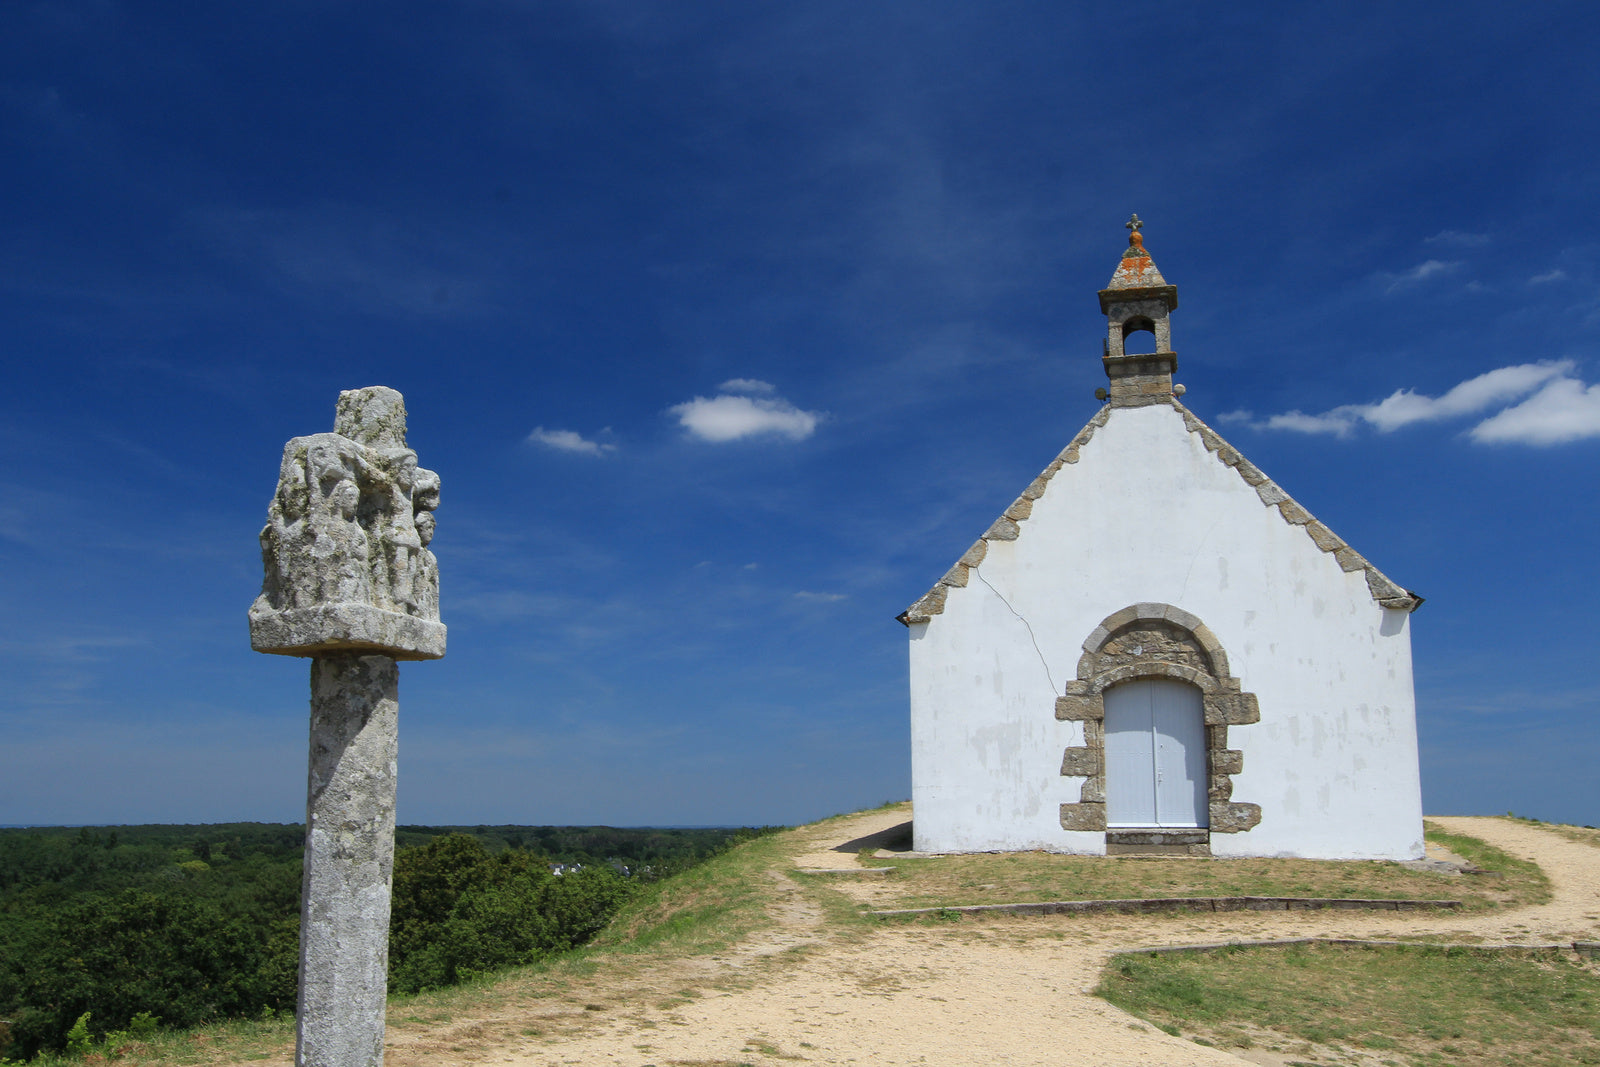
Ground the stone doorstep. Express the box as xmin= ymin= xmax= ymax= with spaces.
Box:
xmin=1106 ymin=828 xmax=1211 ymax=858
xmin=867 ymin=896 xmax=1463 ymax=919
xmin=1106 ymin=842 xmax=1211 ymax=857
xmin=1106 ymin=830 xmax=1210 ymax=845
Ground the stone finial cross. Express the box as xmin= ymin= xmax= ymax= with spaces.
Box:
xmin=1125 ymin=213 xmax=1143 ymax=235
xmin=251 ymin=386 xmax=444 ymax=1067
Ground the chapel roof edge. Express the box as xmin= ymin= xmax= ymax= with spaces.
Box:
xmin=897 ymin=401 xmax=1421 ymax=626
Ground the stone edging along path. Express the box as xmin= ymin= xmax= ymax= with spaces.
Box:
xmin=869 ymin=895 xmax=1463 ymax=919
xmin=1116 ymin=935 xmax=1600 ymax=957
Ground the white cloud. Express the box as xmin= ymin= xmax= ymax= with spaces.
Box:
xmin=1360 ymin=362 xmax=1573 ymax=431
xmin=1381 ymin=259 xmax=1461 ymax=293
xmin=717 ymin=378 xmax=776 ymax=395
xmin=670 ymin=384 xmax=823 ymax=443
xmin=1247 ymin=361 xmax=1597 ymax=446
xmin=527 ymin=426 xmax=616 ymax=455
xmin=1423 ymin=230 xmax=1491 ymax=248
xmin=1263 ymin=410 xmax=1359 ymax=437
xmin=793 ymin=590 xmax=849 ymax=602
xmin=1470 ymin=378 xmax=1600 ymax=444
xmin=1528 ymin=269 xmax=1568 ymax=285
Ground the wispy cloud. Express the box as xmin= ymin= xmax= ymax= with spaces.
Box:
xmin=1380 ymin=259 xmax=1462 ymax=293
xmin=0 ymin=633 xmax=149 ymax=664
xmin=189 ymin=205 xmax=495 ymax=316
xmin=670 ymin=382 xmax=823 ymax=443
xmin=717 ymin=378 xmax=776 ymax=395
xmin=793 ymin=590 xmax=849 ymax=602
xmin=1261 ymin=410 xmax=1362 ymax=435
xmin=1423 ymin=230 xmax=1490 ymax=248
xmin=1241 ymin=361 xmax=1594 ymax=444
xmin=1528 ymin=269 xmax=1567 ymax=285
xmin=527 ymin=426 xmax=617 ymax=455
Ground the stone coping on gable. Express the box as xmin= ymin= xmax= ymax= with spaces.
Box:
xmin=896 ymin=399 xmax=1422 ymax=627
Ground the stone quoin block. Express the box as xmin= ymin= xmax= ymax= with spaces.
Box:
xmin=1056 ymin=694 xmax=1098 ymax=721
xmin=1210 ymin=802 xmax=1263 ymax=834
xmin=1210 ymin=749 xmax=1244 ymax=775
xmin=1059 ymin=747 xmax=1102 ymax=777
xmin=1204 ymin=692 xmax=1260 ymax=726
xmin=1059 ymin=802 xmax=1107 ymax=832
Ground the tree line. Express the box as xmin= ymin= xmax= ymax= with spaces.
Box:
xmin=0 ymin=822 xmax=776 ymax=1059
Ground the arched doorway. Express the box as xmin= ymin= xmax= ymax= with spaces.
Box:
xmin=1103 ymin=679 xmax=1208 ymax=828
xmin=1056 ymin=603 xmax=1262 ymax=849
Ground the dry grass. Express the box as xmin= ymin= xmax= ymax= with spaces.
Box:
xmin=1535 ymin=822 xmax=1600 ymax=850
xmin=846 ymin=824 xmax=1548 ymax=914
xmin=13 ymin=1014 xmax=295 ymax=1067
xmin=1096 ymin=941 xmax=1600 ymax=1066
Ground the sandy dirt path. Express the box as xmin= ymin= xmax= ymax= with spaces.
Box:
xmin=387 ymin=812 xmax=1600 ymax=1067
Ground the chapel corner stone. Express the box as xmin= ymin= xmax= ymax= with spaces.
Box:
xmin=249 ymin=387 xmax=446 ymax=661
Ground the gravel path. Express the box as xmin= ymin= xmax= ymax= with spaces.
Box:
xmin=399 ymin=812 xmax=1600 ymax=1067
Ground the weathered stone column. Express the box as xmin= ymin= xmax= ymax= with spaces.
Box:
xmin=299 ymin=654 xmax=399 ymax=1067
xmin=250 ymin=387 xmax=444 ymax=1067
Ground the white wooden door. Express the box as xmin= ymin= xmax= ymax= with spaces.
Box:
xmin=1103 ymin=679 xmax=1208 ymax=828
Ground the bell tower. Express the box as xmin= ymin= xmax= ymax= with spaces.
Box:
xmin=1098 ymin=214 xmax=1179 ymax=407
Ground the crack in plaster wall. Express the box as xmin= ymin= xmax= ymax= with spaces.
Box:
xmin=1178 ymin=515 xmax=1225 ymax=601
xmin=972 ymin=566 xmax=1058 ymax=696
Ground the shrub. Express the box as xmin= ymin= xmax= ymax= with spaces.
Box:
xmin=387 ymin=835 xmax=633 ymax=994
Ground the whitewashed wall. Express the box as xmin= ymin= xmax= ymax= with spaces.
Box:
xmin=908 ymin=402 xmax=1423 ymax=860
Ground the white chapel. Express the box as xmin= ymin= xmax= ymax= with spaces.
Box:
xmin=899 ymin=217 xmax=1425 ymax=860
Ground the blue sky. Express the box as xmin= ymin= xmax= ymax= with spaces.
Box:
xmin=2 ymin=1 xmax=1596 ymax=828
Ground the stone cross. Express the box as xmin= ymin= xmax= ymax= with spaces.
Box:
xmin=250 ymin=386 xmax=444 ymax=1067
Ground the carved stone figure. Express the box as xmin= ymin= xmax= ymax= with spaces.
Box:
xmin=250 ymin=386 xmax=444 ymax=660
